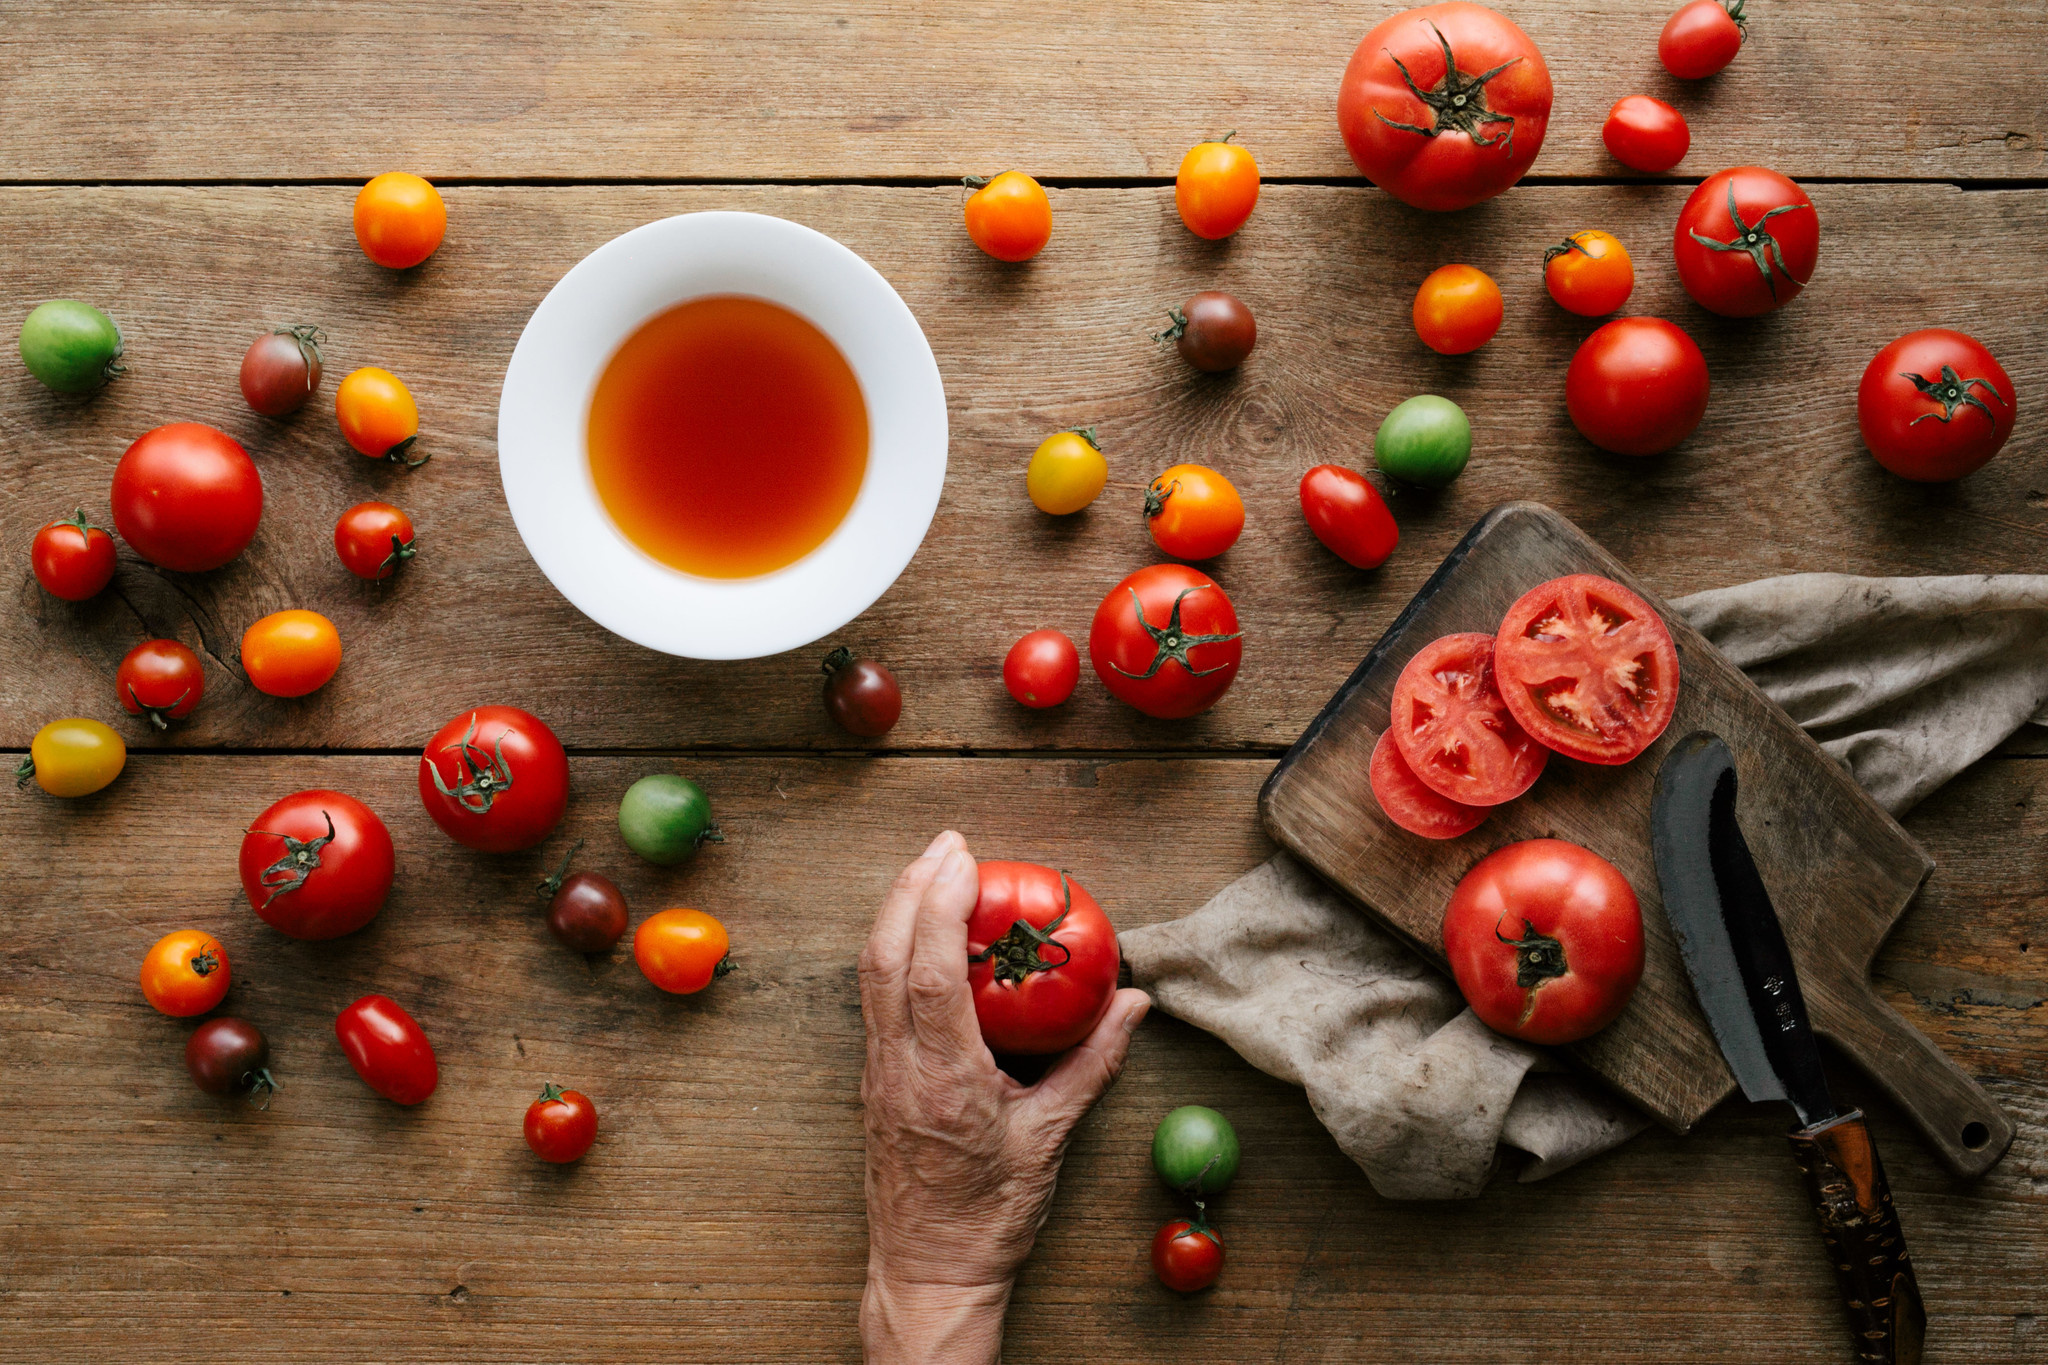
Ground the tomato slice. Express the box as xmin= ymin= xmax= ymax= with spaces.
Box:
xmin=1369 ymin=729 xmax=1488 ymax=840
xmin=1493 ymin=574 xmax=1681 ymax=765
xmin=1389 ymin=633 xmax=1547 ymax=807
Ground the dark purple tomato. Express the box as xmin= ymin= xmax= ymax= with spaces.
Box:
xmin=239 ymin=327 xmax=325 ymax=417
xmin=1158 ymin=291 xmax=1256 ymax=372
xmin=538 ymin=841 xmax=629 ymax=953
xmin=822 ymin=647 xmax=902 ymax=738
xmin=185 ymin=1016 xmax=278 ymax=1107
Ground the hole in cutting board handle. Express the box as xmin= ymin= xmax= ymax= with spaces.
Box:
xmin=1962 ymin=1121 xmax=1991 ymax=1150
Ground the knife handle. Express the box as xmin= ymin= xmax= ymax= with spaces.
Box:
xmin=1788 ymin=1110 xmax=1927 ymax=1365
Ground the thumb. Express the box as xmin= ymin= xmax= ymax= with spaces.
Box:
xmin=1020 ymin=988 xmax=1151 ymax=1134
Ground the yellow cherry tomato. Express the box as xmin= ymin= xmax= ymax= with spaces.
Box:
xmin=1175 ymin=133 xmax=1261 ymax=240
xmin=963 ymin=171 xmax=1052 ymax=263
xmin=634 ymin=908 xmax=732 ymax=995
xmin=241 ymin=610 xmax=343 ymax=698
xmin=353 ymin=172 xmax=447 ymax=269
xmin=1026 ymin=428 xmax=1109 ymax=515
xmin=140 ymin=929 xmax=230 ymax=1018
xmin=335 ymin=366 xmax=423 ymax=464
xmin=18 ymin=718 xmax=126 ymax=798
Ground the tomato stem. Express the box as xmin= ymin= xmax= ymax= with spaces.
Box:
xmin=244 ymin=1068 xmax=279 ymax=1110
xmin=1373 ymin=22 xmax=1522 ymax=151
xmin=126 ymin=682 xmax=191 ymax=732
xmin=538 ymin=1082 xmax=566 ymax=1104
xmin=1109 ymin=586 xmax=1243 ymax=682
xmin=968 ymin=873 xmax=1077 ymax=984
xmin=1143 ymin=476 xmax=1182 ymax=520
xmin=537 ymin=838 xmax=586 ymax=899
xmin=246 ymin=811 xmax=338 ymax=908
xmin=381 ymin=435 xmax=431 ymax=469
xmin=1150 ymin=309 xmax=1189 ymax=346
xmin=1686 ymin=182 xmax=1812 ymax=301
xmin=427 ymin=715 xmax=517 ymax=814
xmin=377 ymin=531 xmax=417 ymax=578
xmin=1903 ymin=365 xmax=2007 ymax=426
xmin=13 ymin=756 xmax=35 ymax=789
xmin=1496 ymin=917 xmax=1568 ymax=988
xmin=713 ymin=953 xmax=736 ymax=979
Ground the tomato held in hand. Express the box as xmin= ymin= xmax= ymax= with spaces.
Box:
xmin=1660 ymin=0 xmax=1746 ymax=80
xmin=1003 ymin=629 xmax=1081 ymax=709
xmin=240 ymin=327 xmax=324 ymax=416
xmin=1390 ymin=632 xmax=1546 ymax=806
xmin=1442 ymin=838 xmax=1644 ymax=1045
xmin=968 ymin=862 xmax=1120 ymax=1055
xmin=963 ymin=171 xmax=1052 ymax=262
xmin=419 ymin=706 xmax=570 ymax=853
xmin=634 ymin=908 xmax=733 ymax=994
xmin=354 ymin=172 xmax=446 ymax=269
xmin=1857 ymin=329 xmax=2018 ymax=483
xmin=1146 ymin=463 xmax=1244 ymax=561
xmin=111 ymin=423 xmax=263 ymax=573
xmin=1674 ymin=167 xmax=1817 ymax=317
xmin=1152 ymin=1220 xmax=1224 ymax=1293
xmin=821 ymin=649 xmax=902 ymax=737
xmin=1543 ymin=230 xmax=1634 ymax=318
xmin=117 ymin=638 xmax=204 ymax=729
xmin=1156 ymin=292 xmax=1256 ymax=373
xmin=1602 ymin=95 xmax=1689 ymax=173
xmin=31 ymin=511 xmax=117 ymax=601
xmin=1089 ymin=564 xmax=1243 ymax=720
xmin=242 ymin=609 xmax=342 ymax=698
xmin=1412 ymin=264 xmax=1502 ymax=355
xmin=185 ymin=1017 xmax=277 ymax=1106
xmin=334 ymin=501 xmax=416 ymax=580
xmin=240 ymin=789 xmax=394 ymax=939
xmin=525 ymin=1084 xmax=599 ymax=1163
xmin=1299 ymin=465 xmax=1399 ymax=570
xmin=1175 ymin=134 xmax=1260 ymax=240
xmin=1026 ymin=428 xmax=1108 ymax=515
xmin=1494 ymin=574 xmax=1681 ymax=765
xmin=17 ymin=718 xmax=125 ymax=797
xmin=1338 ymin=3 xmax=1553 ymax=212
xmin=1369 ymin=728 xmax=1488 ymax=839
xmin=335 ymin=994 xmax=438 ymax=1105
xmin=336 ymin=366 xmax=425 ymax=465
xmin=1152 ymin=1105 xmax=1240 ymax=1195
xmin=140 ymin=929 xmax=230 ymax=1018
xmin=1565 ymin=317 xmax=1709 ymax=457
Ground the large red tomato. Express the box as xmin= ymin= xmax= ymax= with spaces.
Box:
xmin=1089 ymin=565 xmax=1243 ymax=720
xmin=967 ymin=862 xmax=1120 ymax=1056
xmin=1857 ymin=329 xmax=2018 ymax=483
xmin=110 ymin=423 xmax=263 ymax=572
xmin=1441 ymin=838 xmax=1644 ymax=1045
xmin=418 ymin=706 xmax=570 ymax=853
xmin=239 ymin=790 xmax=395 ymax=940
xmin=1389 ymin=632 xmax=1547 ymax=807
xmin=1565 ymin=317 xmax=1710 ymax=457
xmin=1337 ymin=3 xmax=1553 ymax=212
xmin=1494 ymin=574 xmax=1681 ymax=765
xmin=1673 ymin=167 xmax=1818 ymax=317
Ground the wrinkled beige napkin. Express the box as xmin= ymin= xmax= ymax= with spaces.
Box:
xmin=1122 ymin=575 xmax=2048 ymax=1200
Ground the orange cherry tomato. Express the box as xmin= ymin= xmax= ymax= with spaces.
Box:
xmin=335 ymin=367 xmax=423 ymax=464
xmin=1146 ymin=463 xmax=1245 ymax=561
xmin=1413 ymin=265 xmax=1503 ymax=355
xmin=633 ymin=908 xmax=732 ymax=995
xmin=140 ymin=929 xmax=230 ymax=1018
xmin=1174 ymin=133 xmax=1260 ymax=240
xmin=963 ymin=172 xmax=1052 ymax=263
xmin=1543 ymin=231 xmax=1635 ymax=318
xmin=353 ymin=172 xmax=446 ymax=269
xmin=241 ymin=609 xmax=342 ymax=698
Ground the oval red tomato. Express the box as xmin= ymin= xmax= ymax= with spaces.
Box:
xmin=31 ymin=512 xmax=117 ymax=601
xmin=1442 ymin=838 xmax=1644 ymax=1045
xmin=239 ymin=789 xmax=395 ymax=940
xmin=418 ymin=706 xmax=570 ymax=853
xmin=967 ymin=861 xmax=1120 ymax=1056
xmin=1565 ymin=317 xmax=1710 ymax=457
xmin=1152 ymin=1219 xmax=1224 ymax=1293
xmin=109 ymin=423 xmax=263 ymax=573
xmin=1601 ymin=95 xmax=1689 ymax=172
xmin=1088 ymin=565 xmax=1243 ymax=720
xmin=1673 ymin=167 xmax=1817 ymax=317
xmin=1494 ymin=574 xmax=1681 ymax=765
xmin=1370 ymin=729 xmax=1487 ymax=840
xmin=335 ymin=994 xmax=438 ymax=1105
xmin=117 ymin=638 xmax=205 ymax=729
xmin=1003 ymin=629 xmax=1081 ymax=709
xmin=1389 ymin=632 xmax=1547 ymax=807
xmin=1857 ymin=329 xmax=2018 ymax=483
xmin=1299 ymin=465 xmax=1399 ymax=570
xmin=1337 ymin=2 xmax=1554 ymax=212
xmin=1660 ymin=0 xmax=1746 ymax=80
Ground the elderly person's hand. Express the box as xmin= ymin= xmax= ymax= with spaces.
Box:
xmin=858 ymin=831 xmax=1150 ymax=1363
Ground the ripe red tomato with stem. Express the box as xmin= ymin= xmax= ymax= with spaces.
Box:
xmin=1003 ymin=629 xmax=1080 ymax=709
xmin=1337 ymin=2 xmax=1553 ymax=212
xmin=110 ymin=423 xmax=263 ymax=573
xmin=1152 ymin=1218 xmax=1224 ymax=1292
xmin=1442 ymin=838 xmax=1644 ymax=1045
xmin=1299 ymin=465 xmax=1398 ymax=570
xmin=1370 ymin=729 xmax=1487 ymax=839
xmin=1602 ymin=96 xmax=1689 ymax=172
xmin=1660 ymin=0 xmax=1746 ymax=80
xmin=335 ymin=994 xmax=438 ymax=1105
xmin=524 ymin=1084 xmax=599 ymax=1163
xmin=418 ymin=706 xmax=570 ymax=853
xmin=1088 ymin=565 xmax=1243 ymax=720
xmin=537 ymin=839 xmax=630 ymax=953
xmin=1390 ymin=632 xmax=1546 ymax=807
xmin=967 ymin=862 xmax=1120 ymax=1056
xmin=1673 ymin=167 xmax=1817 ymax=317
xmin=1857 ymin=329 xmax=2018 ymax=483
xmin=31 ymin=510 xmax=117 ymax=601
xmin=1565 ymin=317 xmax=1710 ymax=457
xmin=1146 ymin=464 xmax=1244 ymax=561
xmin=1494 ymin=574 xmax=1681 ymax=765
xmin=117 ymin=638 xmax=204 ymax=729
xmin=334 ymin=502 xmax=417 ymax=580
xmin=239 ymin=790 xmax=395 ymax=940
xmin=240 ymin=327 xmax=324 ymax=416
xmin=186 ymin=1017 xmax=277 ymax=1107
xmin=1543 ymin=231 xmax=1634 ymax=318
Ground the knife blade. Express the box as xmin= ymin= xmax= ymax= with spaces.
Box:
xmin=1654 ymin=732 xmax=1927 ymax=1365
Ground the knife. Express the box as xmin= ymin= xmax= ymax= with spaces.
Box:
xmin=1653 ymin=732 xmax=1927 ymax=1365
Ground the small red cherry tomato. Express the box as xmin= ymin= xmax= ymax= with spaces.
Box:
xmin=524 ymin=1084 xmax=599 ymax=1163
xmin=334 ymin=501 xmax=417 ymax=580
xmin=1413 ymin=265 xmax=1503 ymax=355
xmin=1003 ymin=629 xmax=1081 ymax=709
xmin=239 ymin=327 xmax=325 ymax=416
xmin=139 ymin=929 xmax=230 ymax=1018
xmin=1857 ymin=329 xmax=2018 ymax=483
xmin=31 ymin=510 xmax=117 ymax=601
xmin=1660 ymin=0 xmax=1746 ymax=80
xmin=963 ymin=172 xmax=1052 ymax=262
xmin=117 ymin=638 xmax=205 ymax=729
xmin=418 ymin=706 xmax=570 ymax=853
xmin=1298 ymin=465 xmax=1398 ymax=570
xmin=335 ymin=994 xmax=438 ymax=1105
xmin=1152 ymin=1219 xmax=1224 ymax=1292
xmin=1175 ymin=134 xmax=1260 ymax=240
xmin=1602 ymin=96 xmax=1690 ymax=172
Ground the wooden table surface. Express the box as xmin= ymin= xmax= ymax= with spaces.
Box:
xmin=3 ymin=4 xmax=2044 ymax=1362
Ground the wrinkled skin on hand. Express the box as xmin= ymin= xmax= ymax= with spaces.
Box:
xmin=859 ymin=831 xmax=1150 ymax=1364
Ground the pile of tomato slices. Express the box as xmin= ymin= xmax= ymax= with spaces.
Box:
xmin=1370 ymin=573 xmax=1681 ymax=838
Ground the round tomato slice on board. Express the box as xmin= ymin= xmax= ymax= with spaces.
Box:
xmin=1493 ymin=574 xmax=1680 ymax=765
xmin=1369 ymin=729 xmax=1488 ymax=840
xmin=1389 ymin=632 xmax=1547 ymax=807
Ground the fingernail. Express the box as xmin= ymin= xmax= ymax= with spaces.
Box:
xmin=936 ymin=848 xmax=975 ymax=884
xmin=1122 ymin=996 xmax=1151 ymax=1032
xmin=920 ymin=831 xmax=955 ymax=860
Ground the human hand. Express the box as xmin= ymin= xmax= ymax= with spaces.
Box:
xmin=858 ymin=831 xmax=1150 ymax=1364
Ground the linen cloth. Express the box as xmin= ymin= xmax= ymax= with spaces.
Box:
xmin=1120 ymin=575 xmax=2048 ymax=1200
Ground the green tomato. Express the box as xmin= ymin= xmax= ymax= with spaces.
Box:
xmin=618 ymin=774 xmax=722 ymax=865
xmin=1152 ymin=1105 xmax=1240 ymax=1196
xmin=1373 ymin=394 xmax=1470 ymax=489
xmin=20 ymin=300 xmax=124 ymax=393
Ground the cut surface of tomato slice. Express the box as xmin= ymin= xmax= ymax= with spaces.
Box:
xmin=1493 ymin=573 xmax=1681 ymax=765
xmin=1388 ymin=632 xmax=1548 ymax=807
xmin=1369 ymin=729 xmax=1489 ymax=839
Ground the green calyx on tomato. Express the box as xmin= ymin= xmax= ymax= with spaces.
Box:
xmin=1151 ymin=310 xmax=1191 ymax=345
xmin=1375 ymin=22 xmax=1522 ymax=150
xmin=1497 ymin=917 xmax=1568 ymax=990
xmin=1142 ymin=475 xmax=1181 ymax=519
xmin=126 ymin=682 xmax=194 ymax=732
xmin=1904 ymin=365 xmax=2007 ymax=425
xmin=537 ymin=838 xmax=587 ymax=899
xmin=377 ymin=532 xmax=417 ymax=577
xmin=427 ymin=715 xmax=516 ymax=814
xmin=968 ymin=873 xmax=1076 ymax=984
xmin=1685 ymin=182 xmax=1811 ymax=302
xmin=1542 ymin=236 xmax=1590 ymax=265
xmin=1109 ymin=586 xmax=1243 ymax=682
xmin=246 ymin=810 xmax=337 ymax=909
xmin=537 ymin=1081 xmax=567 ymax=1103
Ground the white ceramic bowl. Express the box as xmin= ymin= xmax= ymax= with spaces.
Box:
xmin=498 ymin=211 xmax=948 ymax=660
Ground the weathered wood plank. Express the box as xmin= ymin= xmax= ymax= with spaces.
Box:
xmin=0 ymin=753 xmax=2041 ymax=1361
xmin=3 ymin=183 xmax=2042 ymax=752
xmin=1 ymin=2 xmax=2043 ymax=182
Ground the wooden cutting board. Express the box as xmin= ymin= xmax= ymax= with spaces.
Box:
xmin=1259 ymin=501 xmax=2015 ymax=1177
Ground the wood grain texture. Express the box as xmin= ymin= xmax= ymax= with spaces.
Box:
xmin=3 ymin=183 xmax=2044 ymax=753
xmin=1 ymin=752 xmax=2042 ymax=1362
xmin=0 ymin=1 xmax=2043 ymax=182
